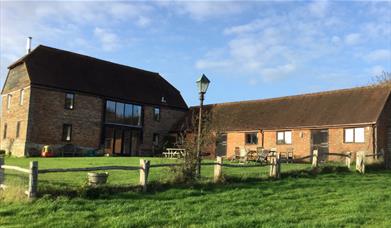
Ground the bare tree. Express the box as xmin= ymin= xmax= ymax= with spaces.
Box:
xmin=371 ymin=71 xmax=391 ymax=85
xmin=173 ymin=109 xmax=215 ymax=182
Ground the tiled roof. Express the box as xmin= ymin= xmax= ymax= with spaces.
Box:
xmin=7 ymin=45 xmax=188 ymax=109
xmin=176 ymin=85 xmax=391 ymax=131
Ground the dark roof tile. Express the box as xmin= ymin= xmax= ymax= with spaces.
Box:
xmin=8 ymin=45 xmax=187 ymax=109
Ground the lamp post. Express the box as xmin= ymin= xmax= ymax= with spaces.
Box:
xmin=195 ymin=74 xmax=210 ymax=178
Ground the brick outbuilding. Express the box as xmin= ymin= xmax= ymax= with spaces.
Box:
xmin=180 ymin=85 xmax=391 ymax=166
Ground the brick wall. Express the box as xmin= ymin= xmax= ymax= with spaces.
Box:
xmin=225 ymin=127 xmax=373 ymax=161
xmin=141 ymin=106 xmax=186 ymax=155
xmin=23 ymin=86 xmax=186 ymax=156
xmin=26 ymin=87 xmax=103 ymax=154
xmin=0 ymin=63 xmax=31 ymax=156
xmin=376 ymin=95 xmax=391 ymax=167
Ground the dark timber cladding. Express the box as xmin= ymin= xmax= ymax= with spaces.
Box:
xmin=6 ymin=45 xmax=187 ymax=110
xmin=181 ymin=85 xmax=391 ymax=131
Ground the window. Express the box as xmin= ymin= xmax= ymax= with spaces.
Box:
xmin=106 ymin=101 xmax=116 ymax=122
xmin=277 ymin=131 xmax=292 ymax=144
xmin=105 ymin=100 xmax=143 ymax=126
xmin=19 ymin=89 xmax=24 ymax=105
xmin=124 ymin=104 xmax=133 ymax=125
xmin=16 ymin=121 xmax=21 ymax=138
xmin=153 ymin=133 xmax=159 ymax=146
xmin=132 ymin=105 xmax=142 ymax=126
xmin=154 ymin=107 xmax=160 ymax=121
xmin=7 ymin=94 xmax=12 ymax=110
xmin=344 ymin=128 xmax=365 ymax=143
xmin=115 ymin=102 xmax=124 ymax=123
xmin=62 ymin=124 xmax=72 ymax=142
xmin=65 ymin=93 xmax=75 ymax=110
xmin=3 ymin=123 xmax=7 ymax=139
xmin=245 ymin=132 xmax=258 ymax=144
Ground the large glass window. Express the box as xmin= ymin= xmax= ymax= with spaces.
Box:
xmin=132 ymin=105 xmax=142 ymax=126
xmin=106 ymin=101 xmax=116 ymax=122
xmin=344 ymin=128 xmax=365 ymax=143
xmin=115 ymin=102 xmax=124 ymax=123
xmin=105 ymin=100 xmax=142 ymax=126
xmin=124 ymin=104 xmax=133 ymax=125
xmin=245 ymin=132 xmax=258 ymax=144
xmin=277 ymin=131 xmax=292 ymax=144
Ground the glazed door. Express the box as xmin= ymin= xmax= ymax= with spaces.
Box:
xmin=123 ymin=130 xmax=132 ymax=155
xmin=113 ymin=128 xmax=123 ymax=155
xmin=215 ymin=133 xmax=227 ymax=157
xmin=311 ymin=129 xmax=329 ymax=162
xmin=104 ymin=127 xmax=114 ymax=155
xmin=104 ymin=126 xmax=141 ymax=156
xmin=131 ymin=130 xmax=140 ymax=156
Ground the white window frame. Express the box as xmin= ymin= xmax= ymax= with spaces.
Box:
xmin=344 ymin=127 xmax=365 ymax=143
xmin=277 ymin=130 xmax=292 ymax=144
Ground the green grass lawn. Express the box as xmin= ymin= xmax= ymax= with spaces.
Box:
xmin=1 ymin=157 xmax=391 ymax=227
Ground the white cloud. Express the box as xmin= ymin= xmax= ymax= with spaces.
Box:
xmin=94 ymin=27 xmax=120 ymax=51
xmin=344 ymin=33 xmax=361 ymax=45
xmin=366 ymin=49 xmax=391 ymax=62
xmin=159 ymin=1 xmax=248 ymax=21
xmin=0 ymin=1 xmax=156 ymax=86
xmin=261 ymin=63 xmax=297 ymax=81
xmin=308 ymin=0 xmax=330 ymax=17
xmin=224 ymin=19 xmax=271 ymax=35
xmin=370 ymin=65 xmax=385 ymax=76
xmin=136 ymin=16 xmax=151 ymax=28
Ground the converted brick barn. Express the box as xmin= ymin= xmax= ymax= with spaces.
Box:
xmin=180 ymin=85 xmax=391 ymax=165
xmin=0 ymin=45 xmax=188 ymax=157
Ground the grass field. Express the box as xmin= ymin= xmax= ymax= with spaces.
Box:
xmin=1 ymin=157 xmax=391 ymax=227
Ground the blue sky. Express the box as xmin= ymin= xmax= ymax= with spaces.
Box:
xmin=1 ymin=1 xmax=390 ymax=106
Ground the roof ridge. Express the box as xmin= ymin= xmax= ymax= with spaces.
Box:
xmin=36 ymin=45 xmax=160 ymax=75
xmin=193 ymin=84 xmax=391 ymax=108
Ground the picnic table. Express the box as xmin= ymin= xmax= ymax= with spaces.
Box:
xmin=163 ymin=148 xmax=186 ymax=158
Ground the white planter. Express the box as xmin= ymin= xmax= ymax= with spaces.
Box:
xmin=87 ymin=172 xmax=108 ymax=186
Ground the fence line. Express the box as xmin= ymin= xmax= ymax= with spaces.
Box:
xmin=39 ymin=166 xmax=140 ymax=173
xmin=0 ymin=150 xmax=368 ymax=199
xmin=0 ymin=165 xmax=30 ymax=174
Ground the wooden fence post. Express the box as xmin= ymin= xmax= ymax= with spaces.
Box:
xmin=0 ymin=156 xmax=4 ymax=189
xmin=214 ymin=156 xmax=223 ymax=183
xmin=345 ymin=152 xmax=351 ymax=169
xmin=139 ymin=159 xmax=150 ymax=192
xmin=276 ymin=152 xmax=281 ymax=179
xmin=269 ymin=151 xmax=280 ymax=178
xmin=27 ymin=161 xmax=38 ymax=199
xmin=312 ymin=150 xmax=318 ymax=168
xmin=356 ymin=151 xmax=365 ymax=174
